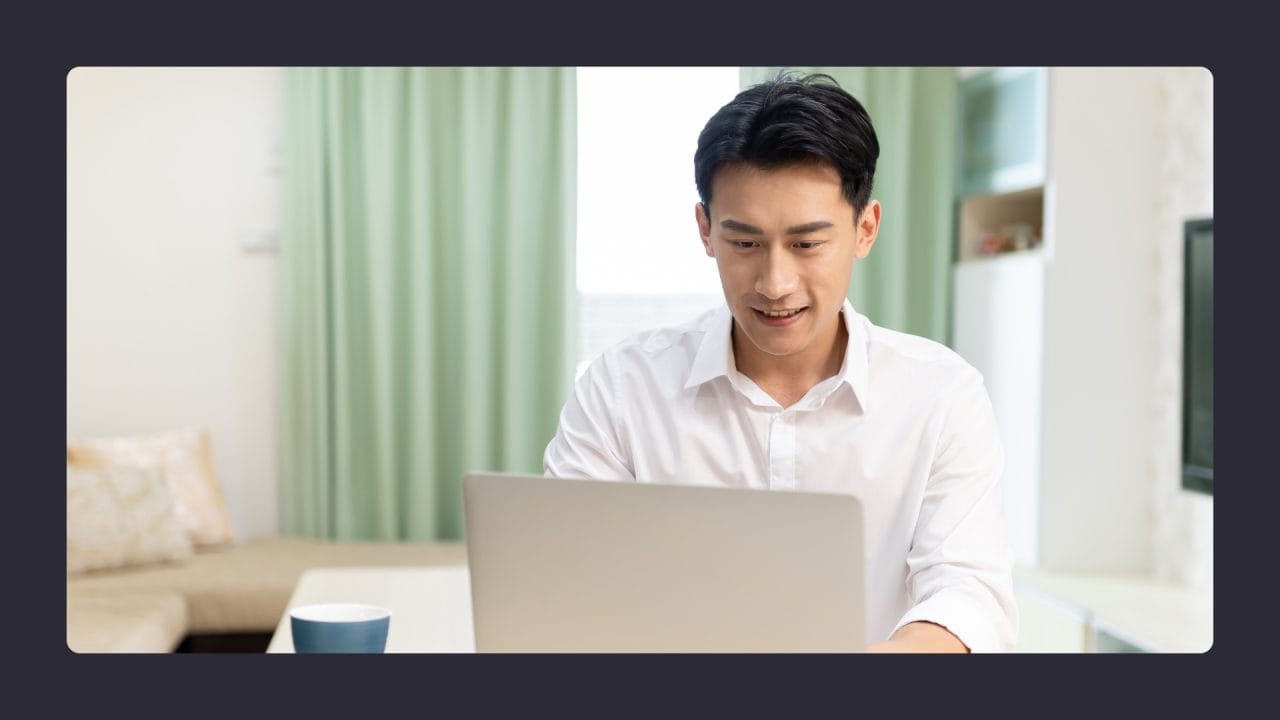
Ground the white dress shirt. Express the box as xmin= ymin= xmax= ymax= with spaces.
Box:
xmin=544 ymin=299 xmax=1018 ymax=652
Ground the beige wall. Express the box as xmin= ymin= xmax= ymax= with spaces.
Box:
xmin=1039 ymin=67 xmax=1162 ymax=572
xmin=1039 ymin=67 xmax=1212 ymax=578
xmin=67 ymin=67 xmax=283 ymax=540
xmin=1150 ymin=67 xmax=1213 ymax=589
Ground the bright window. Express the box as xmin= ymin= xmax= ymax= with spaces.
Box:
xmin=575 ymin=67 xmax=742 ymax=376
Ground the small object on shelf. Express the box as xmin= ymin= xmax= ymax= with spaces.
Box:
xmin=1008 ymin=222 xmax=1036 ymax=251
xmin=976 ymin=222 xmax=1042 ymax=256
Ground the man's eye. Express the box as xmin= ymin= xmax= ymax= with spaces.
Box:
xmin=730 ymin=241 xmax=756 ymax=249
xmin=795 ymin=241 xmax=822 ymax=250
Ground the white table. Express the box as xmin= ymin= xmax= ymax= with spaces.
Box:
xmin=267 ymin=566 xmax=475 ymax=653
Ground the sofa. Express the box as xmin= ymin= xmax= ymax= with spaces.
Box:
xmin=66 ymin=536 xmax=467 ymax=652
xmin=66 ymin=427 xmax=468 ymax=653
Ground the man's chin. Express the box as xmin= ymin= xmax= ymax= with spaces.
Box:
xmin=759 ymin=344 xmax=804 ymax=358
xmin=739 ymin=330 xmax=805 ymax=359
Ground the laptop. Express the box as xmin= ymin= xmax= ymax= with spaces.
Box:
xmin=462 ymin=472 xmax=866 ymax=652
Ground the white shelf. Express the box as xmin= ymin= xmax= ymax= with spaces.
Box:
xmin=955 ymin=245 xmax=1047 ymax=267
xmin=1014 ymin=566 xmax=1213 ymax=653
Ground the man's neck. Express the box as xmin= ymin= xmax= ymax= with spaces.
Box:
xmin=732 ymin=311 xmax=848 ymax=408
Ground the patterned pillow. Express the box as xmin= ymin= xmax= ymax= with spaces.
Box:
xmin=67 ymin=464 xmax=194 ymax=575
xmin=66 ymin=428 xmax=236 ymax=547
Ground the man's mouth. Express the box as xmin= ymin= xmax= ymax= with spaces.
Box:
xmin=752 ymin=306 xmax=809 ymax=325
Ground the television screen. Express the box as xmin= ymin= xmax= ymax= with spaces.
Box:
xmin=1182 ymin=218 xmax=1213 ymax=495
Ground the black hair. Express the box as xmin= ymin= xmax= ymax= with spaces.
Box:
xmin=694 ymin=71 xmax=880 ymax=218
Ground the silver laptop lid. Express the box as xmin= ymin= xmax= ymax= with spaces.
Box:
xmin=463 ymin=472 xmax=865 ymax=652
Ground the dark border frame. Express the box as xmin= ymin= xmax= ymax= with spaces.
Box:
xmin=1182 ymin=216 xmax=1214 ymax=495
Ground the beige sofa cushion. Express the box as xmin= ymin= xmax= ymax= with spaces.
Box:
xmin=67 ymin=536 xmax=467 ymax=634
xmin=67 ymin=428 xmax=236 ymax=548
xmin=66 ymin=590 xmax=187 ymax=653
xmin=67 ymin=464 xmax=194 ymax=575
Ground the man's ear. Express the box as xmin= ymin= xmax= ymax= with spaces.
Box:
xmin=696 ymin=201 xmax=714 ymax=257
xmin=854 ymin=200 xmax=881 ymax=259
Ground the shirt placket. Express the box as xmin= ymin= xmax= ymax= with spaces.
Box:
xmin=767 ymin=410 xmax=797 ymax=490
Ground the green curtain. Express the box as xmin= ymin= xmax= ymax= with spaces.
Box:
xmin=279 ymin=67 xmax=577 ymax=541
xmin=741 ymin=67 xmax=957 ymax=344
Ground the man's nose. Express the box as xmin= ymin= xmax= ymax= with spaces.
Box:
xmin=754 ymin=248 xmax=799 ymax=300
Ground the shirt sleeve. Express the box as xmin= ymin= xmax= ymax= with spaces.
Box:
xmin=543 ymin=350 xmax=635 ymax=481
xmin=890 ymin=366 xmax=1020 ymax=652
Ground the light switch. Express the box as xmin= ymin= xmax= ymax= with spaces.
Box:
xmin=239 ymin=229 xmax=278 ymax=253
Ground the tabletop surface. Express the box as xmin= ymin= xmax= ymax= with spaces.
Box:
xmin=267 ymin=565 xmax=475 ymax=653
xmin=267 ymin=563 xmax=1211 ymax=653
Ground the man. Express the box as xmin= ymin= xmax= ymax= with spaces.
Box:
xmin=544 ymin=72 xmax=1018 ymax=652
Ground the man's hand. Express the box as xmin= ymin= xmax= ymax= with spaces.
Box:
xmin=867 ymin=621 xmax=969 ymax=653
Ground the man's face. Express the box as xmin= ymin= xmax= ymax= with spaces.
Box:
xmin=696 ymin=161 xmax=879 ymax=361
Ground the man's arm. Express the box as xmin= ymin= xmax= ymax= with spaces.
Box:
xmin=868 ymin=621 xmax=969 ymax=653
xmin=883 ymin=366 xmax=1020 ymax=653
xmin=543 ymin=351 xmax=635 ymax=481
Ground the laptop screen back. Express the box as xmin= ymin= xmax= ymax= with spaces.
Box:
xmin=463 ymin=472 xmax=866 ymax=652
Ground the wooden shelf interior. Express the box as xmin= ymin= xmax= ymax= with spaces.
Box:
xmin=957 ymin=186 xmax=1045 ymax=261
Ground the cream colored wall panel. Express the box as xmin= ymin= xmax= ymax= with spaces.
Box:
xmin=67 ymin=67 xmax=283 ymax=540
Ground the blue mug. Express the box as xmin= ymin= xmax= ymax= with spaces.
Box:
xmin=290 ymin=603 xmax=391 ymax=653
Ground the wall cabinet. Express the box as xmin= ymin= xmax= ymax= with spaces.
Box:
xmin=1014 ymin=568 xmax=1211 ymax=653
xmin=951 ymin=68 xmax=1050 ymax=568
xmin=951 ymin=66 xmax=1211 ymax=650
xmin=952 ymin=251 xmax=1044 ymax=567
xmin=956 ymin=67 xmax=1047 ymax=199
xmin=952 ymin=68 xmax=1175 ymax=575
xmin=1013 ymin=585 xmax=1088 ymax=652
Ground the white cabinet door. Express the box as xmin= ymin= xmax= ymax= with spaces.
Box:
xmin=951 ymin=252 xmax=1044 ymax=568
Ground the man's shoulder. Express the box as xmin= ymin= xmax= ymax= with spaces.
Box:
xmin=862 ymin=317 xmax=983 ymax=386
xmin=585 ymin=305 xmax=720 ymax=381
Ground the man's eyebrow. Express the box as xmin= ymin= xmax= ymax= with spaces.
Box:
xmin=720 ymin=219 xmax=764 ymax=235
xmin=719 ymin=219 xmax=835 ymax=235
xmin=785 ymin=221 xmax=834 ymax=235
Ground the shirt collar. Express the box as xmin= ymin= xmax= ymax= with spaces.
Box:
xmin=684 ymin=299 xmax=871 ymax=412
xmin=684 ymin=303 xmax=735 ymax=391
